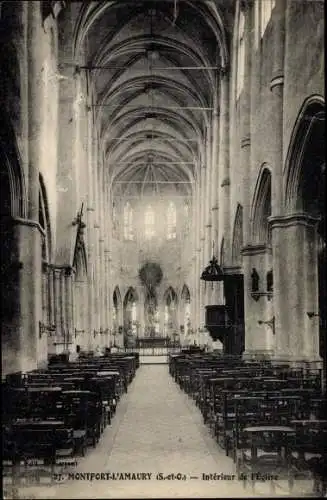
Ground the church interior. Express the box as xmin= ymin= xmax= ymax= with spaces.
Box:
xmin=1 ymin=0 xmax=326 ymax=498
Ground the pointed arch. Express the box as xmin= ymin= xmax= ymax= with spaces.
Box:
xmin=181 ymin=284 xmax=191 ymax=302
xmin=284 ymin=95 xmax=325 ymax=213
xmin=123 ymin=286 xmax=138 ymax=307
xmin=163 ymin=286 xmax=178 ymax=336
xmin=250 ymin=165 xmax=272 ymax=244
xmin=123 ymin=286 xmax=138 ymax=334
xmin=164 ymin=286 xmax=178 ymax=305
xmin=0 ymin=114 xmax=26 ymax=218
xmin=112 ymin=285 xmax=122 ymax=329
xmin=283 ymin=96 xmax=326 ymax=380
xmin=231 ymin=204 xmax=243 ymax=266
xmin=113 ymin=286 xmax=122 ymax=307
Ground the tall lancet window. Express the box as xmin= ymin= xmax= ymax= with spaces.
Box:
xmin=123 ymin=202 xmax=134 ymax=240
xmin=145 ymin=205 xmax=155 ymax=240
xmin=236 ymin=8 xmax=245 ymax=99
xmin=167 ymin=201 xmax=177 ymax=240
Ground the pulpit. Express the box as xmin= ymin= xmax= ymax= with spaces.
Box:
xmin=205 ymin=305 xmax=232 ymax=353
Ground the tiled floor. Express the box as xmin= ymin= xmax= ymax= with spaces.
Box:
xmin=4 ymin=365 xmax=315 ymax=499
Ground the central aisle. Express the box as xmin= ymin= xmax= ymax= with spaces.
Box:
xmin=54 ymin=364 xmax=244 ymax=498
xmin=21 ymin=365 xmax=311 ymax=498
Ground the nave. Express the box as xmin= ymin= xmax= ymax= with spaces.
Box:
xmin=3 ymin=356 xmax=323 ymax=499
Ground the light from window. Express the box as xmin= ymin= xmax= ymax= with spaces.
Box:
xmin=184 ymin=302 xmax=191 ymax=334
xmin=236 ymin=10 xmax=245 ymax=99
xmin=113 ymin=203 xmax=117 ymax=228
xmin=145 ymin=205 xmax=155 ymax=239
xmin=123 ymin=202 xmax=134 ymax=240
xmin=164 ymin=305 xmax=169 ymax=328
xmin=167 ymin=201 xmax=177 ymax=240
xmin=183 ymin=201 xmax=190 ymax=233
xmin=260 ymin=0 xmax=275 ymax=37
xmin=131 ymin=302 xmax=137 ymax=322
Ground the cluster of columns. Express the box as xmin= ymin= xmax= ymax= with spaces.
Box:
xmin=240 ymin=0 xmax=321 ymax=364
xmin=191 ymin=68 xmax=230 ymax=344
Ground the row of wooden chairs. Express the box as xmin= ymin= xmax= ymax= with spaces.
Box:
xmin=2 ymin=352 xmax=139 ymax=479
xmin=169 ymin=351 xmax=327 ymax=496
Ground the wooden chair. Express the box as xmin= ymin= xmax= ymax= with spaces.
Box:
xmin=291 ymin=419 xmax=327 ymax=496
xmin=237 ymin=426 xmax=297 ymax=494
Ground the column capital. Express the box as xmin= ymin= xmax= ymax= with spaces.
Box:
xmin=270 ymin=74 xmax=284 ymax=91
xmin=223 ymin=265 xmax=243 ymax=275
xmin=269 ymin=212 xmax=321 ymax=229
xmin=241 ymin=136 xmax=251 ymax=148
xmin=12 ymin=217 xmax=45 ymax=237
xmin=241 ymin=243 xmax=269 ymax=256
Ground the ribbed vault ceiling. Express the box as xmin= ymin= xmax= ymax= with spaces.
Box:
xmin=73 ymin=0 xmax=233 ymax=197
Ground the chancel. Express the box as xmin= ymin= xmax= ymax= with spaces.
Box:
xmin=1 ymin=1 xmax=326 ymax=498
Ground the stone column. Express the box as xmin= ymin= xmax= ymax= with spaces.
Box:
xmin=54 ymin=267 xmax=62 ymax=339
xmin=65 ymin=266 xmax=75 ymax=352
xmin=219 ymin=68 xmax=231 ymax=263
xmin=60 ymin=269 xmax=66 ymax=344
xmin=86 ymin=101 xmax=95 ymax=349
xmin=270 ymin=214 xmax=321 ymax=363
xmin=239 ymin=1 xmax=254 ymax=359
xmin=74 ymin=279 xmax=82 ymax=341
xmin=242 ymin=245 xmax=274 ymax=355
xmin=104 ymin=249 xmax=111 ymax=346
xmin=240 ymin=0 xmax=252 ymax=241
xmin=48 ymin=265 xmax=55 ymax=328
xmin=8 ymin=3 xmax=45 ymax=373
xmin=210 ymin=103 xmax=221 ymax=305
xmin=138 ymin=288 xmax=145 ymax=337
xmin=270 ymin=0 xmax=286 ymax=214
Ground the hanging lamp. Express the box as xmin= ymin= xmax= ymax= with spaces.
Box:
xmin=200 ymin=241 xmax=224 ymax=286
